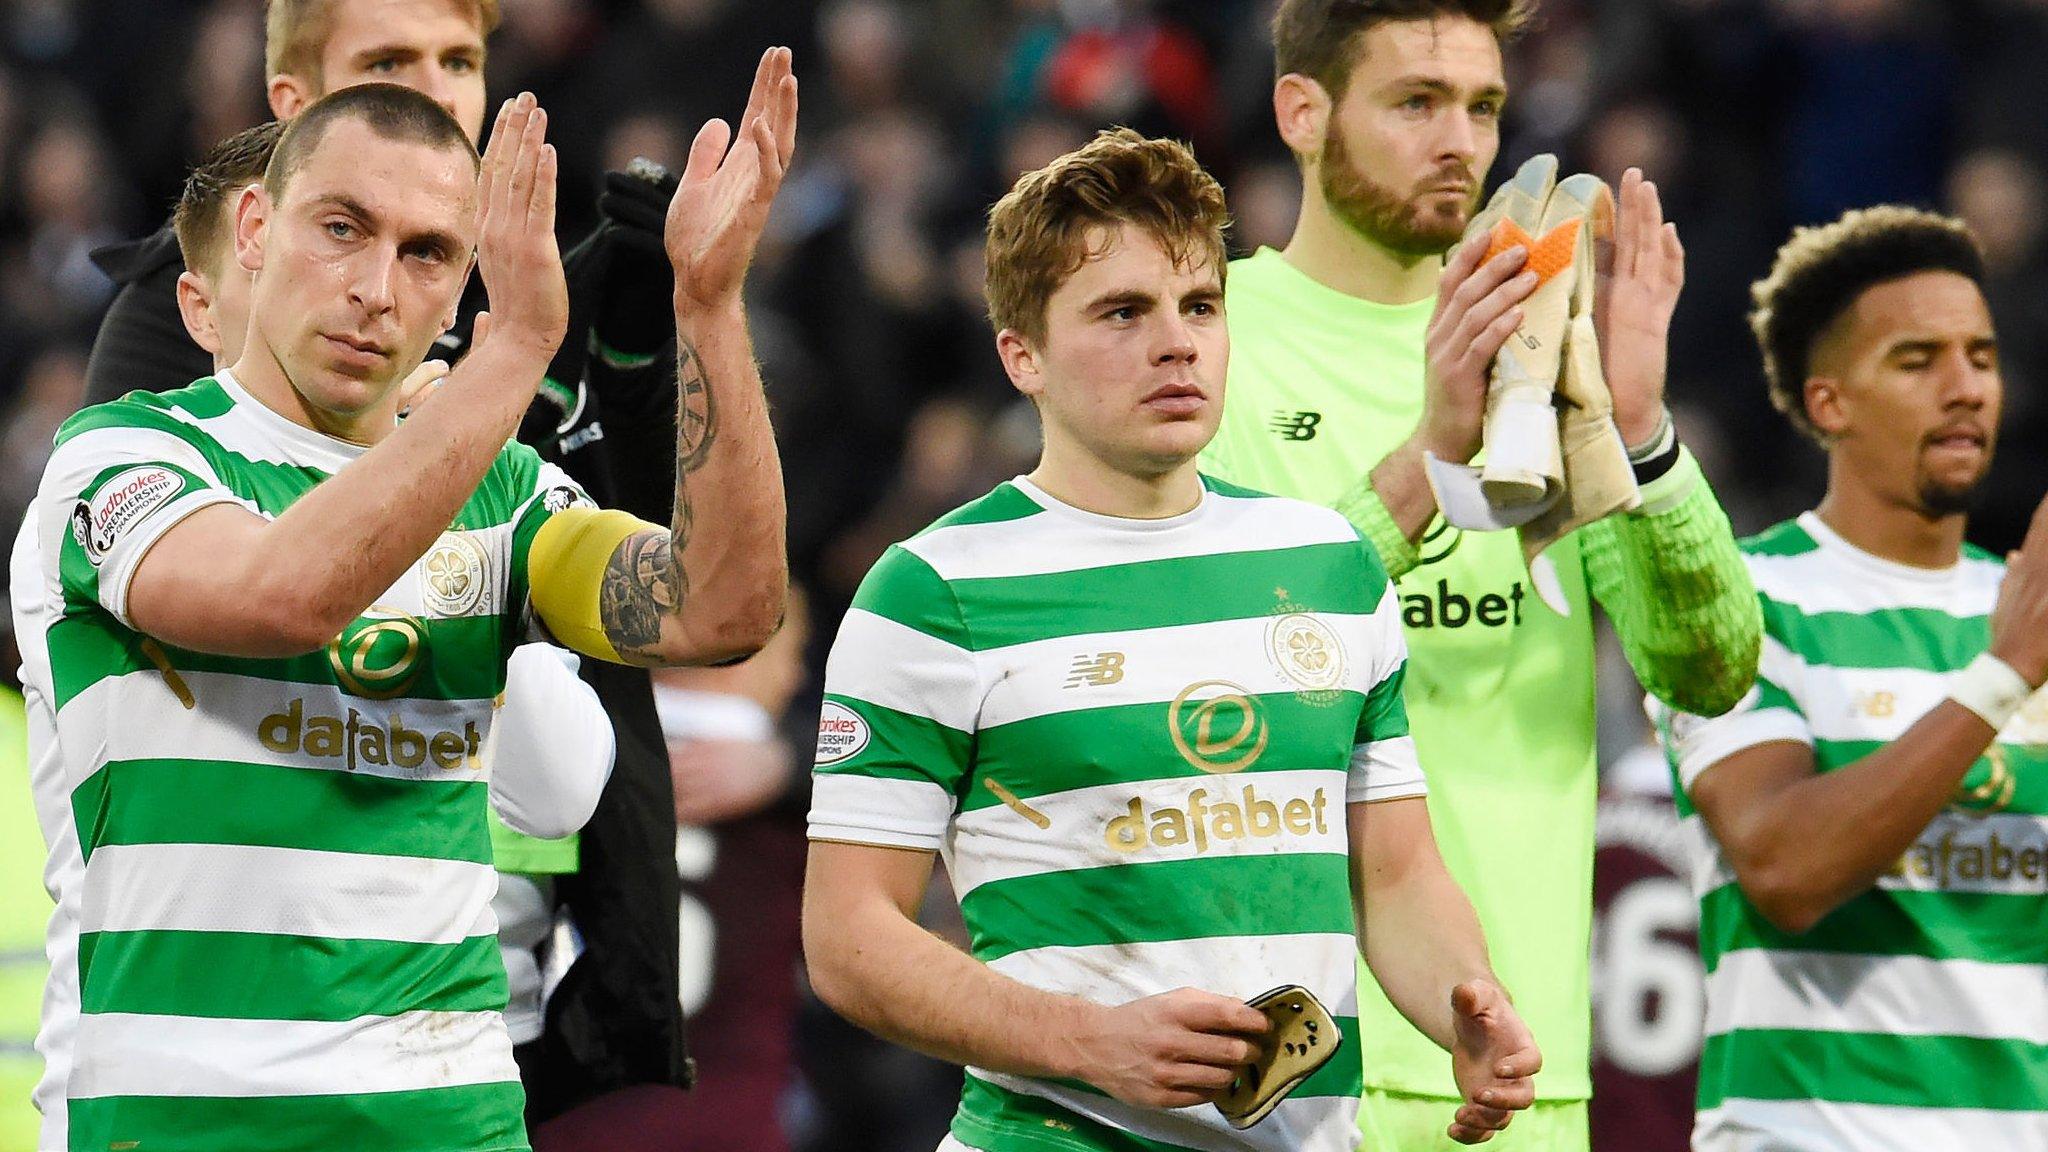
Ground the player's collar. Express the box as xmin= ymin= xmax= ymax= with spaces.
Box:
xmin=1010 ymin=474 xmax=1211 ymax=532
xmin=214 ymin=368 xmax=373 ymax=472
xmin=1798 ymin=510 xmax=1961 ymax=585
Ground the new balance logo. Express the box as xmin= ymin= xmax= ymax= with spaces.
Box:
xmin=1268 ymin=410 xmax=1322 ymax=440
xmin=1065 ymin=652 xmax=1126 ymax=688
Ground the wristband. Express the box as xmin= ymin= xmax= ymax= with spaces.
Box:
xmin=1627 ymin=408 xmax=1681 ymax=485
xmin=1947 ymin=651 xmax=2033 ymax=730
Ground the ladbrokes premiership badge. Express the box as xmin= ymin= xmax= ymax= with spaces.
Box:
xmin=73 ymin=465 xmax=185 ymax=566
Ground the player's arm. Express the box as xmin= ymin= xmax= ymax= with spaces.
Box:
xmin=125 ymin=96 xmax=570 ymax=657
xmin=488 ymin=643 xmax=615 ymax=840
xmin=1577 ymin=171 xmax=1757 ymax=716
xmin=524 ymin=49 xmax=797 ymax=668
xmin=801 ymin=544 xmax=1266 ymax=1110
xmin=1341 ymin=592 xmax=1538 ymax=1144
xmin=1679 ymin=502 xmax=2048 ymax=933
xmin=802 ymin=841 xmax=1270 ymax=1109
xmin=1332 ymin=234 xmax=1535 ymax=577
xmin=1580 ymin=452 xmax=1761 ymax=717
xmin=1348 ymin=797 xmax=1539 ymax=1144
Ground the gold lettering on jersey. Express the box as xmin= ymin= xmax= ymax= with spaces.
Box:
xmin=1169 ymin=680 xmax=1269 ymax=773
xmin=983 ymin=778 xmax=1051 ymax=829
xmin=138 ymin=637 xmax=195 ymax=710
xmin=1952 ymin=745 xmax=2016 ymax=815
xmin=1104 ymin=785 xmax=1329 ymax=854
xmin=1065 ymin=652 xmax=1127 ymax=688
xmin=258 ymin=697 xmax=482 ymax=774
xmin=1885 ymin=820 xmax=2046 ymax=888
xmin=1853 ymin=689 xmax=1896 ymax=718
xmin=328 ymin=608 xmax=428 ymax=700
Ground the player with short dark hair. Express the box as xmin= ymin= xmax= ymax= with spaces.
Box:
xmin=1655 ymin=206 xmax=2048 ymax=1150
xmin=29 ymin=74 xmax=792 ymax=1151
xmin=168 ymin=122 xmax=286 ymax=365
xmin=78 ymin=1 xmax=736 ymax=1122
xmin=1749 ymin=205 xmax=1988 ymax=445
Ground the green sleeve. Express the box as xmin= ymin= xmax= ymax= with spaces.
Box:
xmin=1333 ymin=476 xmax=1421 ymax=581
xmin=1582 ymin=446 xmax=1761 ymax=717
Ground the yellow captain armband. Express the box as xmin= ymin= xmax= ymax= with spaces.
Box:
xmin=528 ymin=507 xmax=665 ymax=665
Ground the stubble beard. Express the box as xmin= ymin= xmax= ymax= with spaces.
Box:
xmin=1916 ymin=469 xmax=1987 ymax=519
xmin=1318 ymin=130 xmax=1477 ymax=258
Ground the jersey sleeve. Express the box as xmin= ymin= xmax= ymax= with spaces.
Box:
xmin=807 ymin=544 xmax=979 ymax=852
xmin=1582 ymin=448 xmax=1763 ymax=718
xmin=40 ymin=408 xmax=246 ymax=629
xmin=508 ymin=455 xmax=598 ymax=602
xmin=1343 ymin=537 xmax=1425 ymax=799
xmin=1348 ymin=555 xmax=1427 ymax=804
xmin=1647 ymin=635 xmax=1810 ymax=796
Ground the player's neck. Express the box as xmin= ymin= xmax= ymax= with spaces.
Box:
xmin=1815 ymin=472 xmax=1967 ymax=570
xmin=1279 ymin=192 xmax=1443 ymax=306
xmin=228 ymin=344 xmax=399 ymax=448
xmin=1028 ymin=441 xmax=1204 ymax=521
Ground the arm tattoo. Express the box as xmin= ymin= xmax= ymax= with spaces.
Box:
xmin=596 ymin=340 xmax=716 ymax=662
xmin=676 ymin=338 xmax=718 ymax=474
xmin=599 ymin=529 xmax=685 ymax=662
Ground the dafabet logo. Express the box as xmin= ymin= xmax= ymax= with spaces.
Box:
xmin=1104 ymin=784 xmax=1330 ymax=855
xmin=1169 ymin=680 xmax=1268 ymax=774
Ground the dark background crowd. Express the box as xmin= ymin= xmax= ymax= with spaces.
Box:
xmin=0 ymin=1 xmax=2041 ymax=1149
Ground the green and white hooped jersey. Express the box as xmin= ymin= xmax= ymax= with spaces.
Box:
xmin=808 ymin=475 xmax=1424 ymax=1152
xmin=32 ymin=372 xmax=583 ymax=1152
xmin=1652 ymin=512 xmax=2048 ymax=1150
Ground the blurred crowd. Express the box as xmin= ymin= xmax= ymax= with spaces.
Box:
xmin=0 ymin=0 xmax=2042 ymax=1148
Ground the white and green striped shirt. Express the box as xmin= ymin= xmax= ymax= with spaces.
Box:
xmin=1653 ymin=512 xmax=2048 ymax=1150
xmin=809 ymin=475 xmax=1424 ymax=1152
xmin=31 ymin=372 xmax=584 ymax=1152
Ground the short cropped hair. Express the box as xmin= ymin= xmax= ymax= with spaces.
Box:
xmin=985 ymin=128 xmax=1229 ymax=343
xmin=1749 ymin=206 xmax=1988 ymax=442
xmin=265 ymin=0 xmax=501 ymax=83
xmin=1273 ymin=0 xmax=1533 ymax=101
xmin=263 ymin=82 xmax=479 ymax=202
xmin=174 ymin=121 xmax=287 ymax=281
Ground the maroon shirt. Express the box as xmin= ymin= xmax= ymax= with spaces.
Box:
xmin=1589 ymin=785 xmax=1703 ymax=1151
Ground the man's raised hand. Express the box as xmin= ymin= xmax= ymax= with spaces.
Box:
xmin=474 ymin=92 xmax=569 ymax=364
xmin=1415 ymin=234 xmax=1536 ymax=466
xmin=1446 ymin=979 xmax=1540 ymax=1144
xmin=666 ymin=47 xmax=799 ymax=312
xmin=1593 ymin=167 xmax=1685 ymax=447
xmin=1988 ymin=494 xmax=2048 ymax=688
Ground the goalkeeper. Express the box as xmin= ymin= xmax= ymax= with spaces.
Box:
xmin=1200 ymin=2 xmax=1760 ymax=1148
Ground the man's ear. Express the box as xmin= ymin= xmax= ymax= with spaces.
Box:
xmin=1273 ymin=73 xmax=1332 ymax=161
xmin=233 ymin=184 xmax=270 ymax=275
xmin=268 ymin=72 xmax=315 ymax=122
xmin=1805 ymin=376 xmax=1847 ymax=440
xmin=995 ymin=328 xmax=1045 ymax=402
xmin=175 ymin=271 xmax=224 ymax=357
